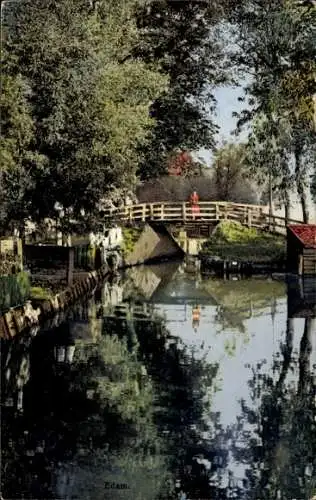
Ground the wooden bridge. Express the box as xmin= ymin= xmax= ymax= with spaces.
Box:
xmin=103 ymin=201 xmax=302 ymax=233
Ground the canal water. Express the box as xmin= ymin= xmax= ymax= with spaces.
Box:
xmin=1 ymin=261 xmax=316 ymax=500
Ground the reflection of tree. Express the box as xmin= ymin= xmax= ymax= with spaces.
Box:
xmin=201 ymin=279 xmax=286 ymax=333
xmin=1 ymin=302 xmax=228 ymax=500
xmin=229 ymin=318 xmax=316 ymax=500
xmin=1 ymin=322 xmax=173 ymax=499
xmin=112 ymin=316 xmax=231 ymax=499
xmin=4 ymin=286 xmax=311 ymax=500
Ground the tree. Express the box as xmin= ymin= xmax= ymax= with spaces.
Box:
xmin=228 ymin=0 xmax=316 ymax=221
xmin=212 ymin=142 xmax=259 ymax=203
xmin=312 ymin=169 xmax=316 ymax=202
xmin=134 ymin=0 xmax=229 ymax=179
xmin=0 ymin=53 xmax=46 ymax=234
xmin=167 ymin=150 xmax=204 ymax=177
xmin=3 ymin=0 xmax=167 ymax=230
xmin=245 ymin=112 xmax=294 ymax=219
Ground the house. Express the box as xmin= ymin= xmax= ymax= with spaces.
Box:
xmin=287 ymin=225 xmax=316 ymax=275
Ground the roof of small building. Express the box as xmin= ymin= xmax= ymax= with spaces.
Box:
xmin=288 ymin=224 xmax=316 ymax=249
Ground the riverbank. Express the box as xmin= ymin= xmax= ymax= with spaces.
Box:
xmin=0 ymin=222 xmax=185 ymax=338
xmin=199 ymin=221 xmax=286 ymax=274
xmin=0 ymin=265 xmax=111 ymax=339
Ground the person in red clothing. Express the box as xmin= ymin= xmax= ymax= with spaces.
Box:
xmin=189 ymin=189 xmax=200 ymax=219
xmin=192 ymin=304 xmax=200 ymax=332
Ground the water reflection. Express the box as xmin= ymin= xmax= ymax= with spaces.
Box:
xmin=1 ymin=262 xmax=315 ymax=499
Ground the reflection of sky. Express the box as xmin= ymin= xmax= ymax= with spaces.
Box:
xmin=153 ymin=299 xmax=316 ymax=482
xmin=155 ymin=301 xmax=315 ymax=426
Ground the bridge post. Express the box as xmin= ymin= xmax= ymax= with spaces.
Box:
xmin=224 ymin=205 xmax=228 ymax=220
xmin=160 ymin=204 xmax=164 ymax=220
xmin=142 ymin=204 xmax=146 ymax=222
xmin=150 ymin=203 xmax=154 ymax=220
xmin=215 ymin=203 xmax=220 ymax=221
xmin=182 ymin=202 xmax=186 ymax=222
xmin=247 ymin=208 xmax=252 ymax=228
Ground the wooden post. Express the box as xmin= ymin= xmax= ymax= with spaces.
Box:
xmin=215 ymin=203 xmax=219 ymax=221
xmin=182 ymin=202 xmax=186 ymax=222
xmin=247 ymin=208 xmax=252 ymax=227
xmin=124 ymin=205 xmax=128 ymax=222
xmin=142 ymin=204 xmax=146 ymax=222
xmin=150 ymin=203 xmax=154 ymax=220
xmin=161 ymin=204 xmax=164 ymax=221
xmin=57 ymin=230 xmax=63 ymax=246
xmin=67 ymin=247 xmax=74 ymax=287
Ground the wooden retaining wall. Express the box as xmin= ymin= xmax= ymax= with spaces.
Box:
xmin=303 ymin=248 xmax=316 ymax=275
xmin=0 ymin=265 xmax=109 ymax=340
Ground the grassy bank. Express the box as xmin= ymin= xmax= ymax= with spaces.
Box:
xmin=201 ymin=221 xmax=286 ymax=263
xmin=30 ymin=286 xmax=54 ymax=301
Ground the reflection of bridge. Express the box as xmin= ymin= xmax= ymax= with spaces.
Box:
xmin=103 ymin=202 xmax=302 ymax=233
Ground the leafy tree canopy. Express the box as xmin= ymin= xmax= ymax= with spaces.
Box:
xmin=2 ymin=0 xmax=167 ymax=231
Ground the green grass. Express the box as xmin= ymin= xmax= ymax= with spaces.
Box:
xmin=30 ymin=286 xmax=54 ymax=300
xmin=201 ymin=221 xmax=286 ymax=263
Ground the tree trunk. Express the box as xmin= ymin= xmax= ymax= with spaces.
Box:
xmin=299 ymin=191 xmax=309 ymax=224
xmin=268 ymin=170 xmax=273 ymax=230
xmin=294 ymin=146 xmax=309 ymax=223
xmin=284 ymin=190 xmax=291 ymax=225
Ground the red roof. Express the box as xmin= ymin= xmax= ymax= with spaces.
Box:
xmin=288 ymin=225 xmax=316 ymax=249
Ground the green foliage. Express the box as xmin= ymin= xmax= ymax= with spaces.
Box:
xmin=230 ymin=0 xmax=316 ymax=217
xmin=29 ymin=286 xmax=53 ymax=301
xmin=2 ymin=0 xmax=167 ymax=229
xmin=212 ymin=142 xmax=259 ymax=202
xmin=122 ymin=227 xmax=142 ymax=257
xmin=0 ymin=271 xmax=30 ymax=311
xmin=246 ymin=112 xmax=294 ymax=206
xmin=135 ymin=1 xmax=228 ymax=179
xmin=0 ymin=65 xmax=46 ymax=231
xmin=201 ymin=221 xmax=286 ymax=262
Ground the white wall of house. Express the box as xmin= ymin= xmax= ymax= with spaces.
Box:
xmin=89 ymin=226 xmax=123 ymax=250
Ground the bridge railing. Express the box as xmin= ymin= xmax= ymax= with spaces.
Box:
xmin=102 ymin=202 xmax=303 ymax=233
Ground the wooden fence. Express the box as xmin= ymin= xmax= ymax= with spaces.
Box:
xmin=102 ymin=202 xmax=303 ymax=233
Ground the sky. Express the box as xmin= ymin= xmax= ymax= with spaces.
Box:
xmin=196 ymin=85 xmax=316 ymax=220
xmin=197 ymin=85 xmax=248 ymax=164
